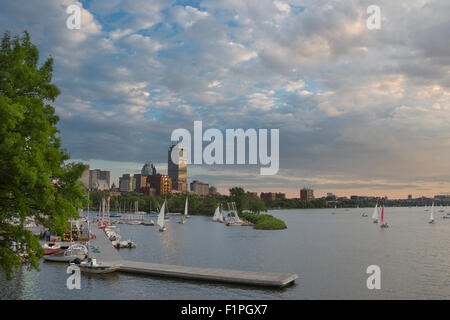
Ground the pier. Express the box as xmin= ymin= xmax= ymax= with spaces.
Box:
xmin=89 ymin=228 xmax=297 ymax=288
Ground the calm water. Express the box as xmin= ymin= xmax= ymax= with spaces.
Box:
xmin=1 ymin=207 xmax=450 ymax=299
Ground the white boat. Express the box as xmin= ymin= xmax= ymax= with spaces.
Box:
xmin=127 ymin=220 xmax=141 ymax=225
xmin=119 ymin=240 xmax=136 ymax=248
xmin=371 ymin=203 xmax=379 ymax=223
xmin=75 ymin=258 xmax=121 ymax=274
xmin=225 ymin=202 xmax=243 ymax=226
xmin=179 ymin=197 xmax=188 ymax=224
xmin=43 ymin=244 xmax=87 ymax=262
xmin=141 ymin=220 xmax=155 ymax=226
xmin=158 ymin=200 xmax=167 ymax=232
xmin=429 ymin=202 xmax=435 ymax=224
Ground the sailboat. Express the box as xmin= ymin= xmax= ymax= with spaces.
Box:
xmin=212 ymin=206 xmax=221 ymax=222
xmin=179 ymin=197 xmax=188 ymax=224
xmin=380 ymin=204 xmax=389 ymax=228
xmin=429 ymin=202 xmax=435 ymax=224
xmin=225 ymin=202 xmax=243 ymax=226
xmin=371 ymin=203 xmax=379 ymax=223
xmin=158 ymin=200 xmax=167 ymax=232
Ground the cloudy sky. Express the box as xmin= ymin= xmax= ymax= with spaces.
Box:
xmin=1 ymin=0 xmax=449 ymax=198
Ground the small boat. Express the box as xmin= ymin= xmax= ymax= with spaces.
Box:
xmin=75 ymin=258 xmax=121 ymax=274
xmin=225 ymin=203 xmax=244 ymax=226
xmin=429 ymin=202 xmax=435 ymax=224
xmin=43 ymin=247 xmax=86 ymax=263
xmin=141 ymin=220 xmax=155 ymax=226
xmin=119 ymin=240 xmax=136 ymax=248
xmin=127 ymin=220 xmax=141 ymax=225
xmin=179 ymin=197 xmax=188 ymax=224
xmin=372 ymin=203 xmax=379 ymax=223
xmin=42 ymin=242 xmax=61 ymax=255
xmin=158 ymin=200 xmax=167 ymax=232
xmin=361 ymin=213 xmax=368 ymax=217
xmin=379 ymin=204 xmax=389 ymax=228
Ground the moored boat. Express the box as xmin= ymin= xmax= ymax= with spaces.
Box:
xmin=74 ymin=258 xmax=121 ymax=274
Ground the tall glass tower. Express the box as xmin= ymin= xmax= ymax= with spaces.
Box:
xmin=168 ymin=144 xmax=187 ymax=192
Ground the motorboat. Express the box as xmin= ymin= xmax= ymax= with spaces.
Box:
xmin=42 ymin=242 xmax=61 ymax=255
xmin=74 ymin=258 xmax=121 ymax=274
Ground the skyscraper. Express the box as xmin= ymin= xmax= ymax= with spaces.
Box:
xmin=300 ymin=188 xmax=314 ymax=202
xmin=168 ymin=144 xmax=187 ymax=192
xmin=141 ymin=161 xmax=157 ymax=175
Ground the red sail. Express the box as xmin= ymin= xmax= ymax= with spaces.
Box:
xmin=380 ymin=204 xmax=384 ymax=224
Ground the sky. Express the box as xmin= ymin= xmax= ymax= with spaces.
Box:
xmin=1 ymin=0 xmax=449 ymax=198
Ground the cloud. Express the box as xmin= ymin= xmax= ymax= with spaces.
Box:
xmin=1 ymin=0 xmax=449 ymax=197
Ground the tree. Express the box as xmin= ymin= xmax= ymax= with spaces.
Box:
xmin=229 ymin=187 xmax=246 ymax=213
xmin=0 ymin=31 xmax=87 ymax=279
xmin=247 ymin=193 xmax=267 ymax=214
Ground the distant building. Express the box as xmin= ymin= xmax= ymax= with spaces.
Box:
xmin=260 ymin=192 xmax=276 ymax=201
xmin=147 ymin=174 xmax=172 ymax=195
xmin=168 ymin=144 xmax=187 ymax=193
xmin=408 ymin=194 xmax=412 ymax=200
xmin=89 ymin=169 xmax=110 ymax=190
xmin=276 ymin=193 xmax=286 ymax=200
xmin=209 ymin=186 xmax=220 ymax=196
xmin=300 ymin=188 xmax=314 ymax=202
xmin=119 ymin=174 xmax=135 ymax=193
xmin=134 ymin=174 xmax=148 ymax=191
xmin=190 ymin=180 xmax=209 ymax=196
xmin=141 ymin=161 xmax=157 ymax=175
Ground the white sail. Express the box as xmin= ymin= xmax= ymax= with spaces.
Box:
xmin=212 ymin=206 xmax=220 ymax=221
xmin=372 ymin=203 xmax=378 ymax=220
xmin=184 ymin=197 xmax=188 ymax=216
xmin=157 ymin=200 xmax=166 ymax=228
xmin=219 ymin=206 xmax=224 ymax=222
xmin=430 ymin=202 xmax=435 ymax=221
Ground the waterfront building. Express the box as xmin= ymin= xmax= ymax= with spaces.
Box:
xmin=168 ymin=144 xmax=188 ymax=192
xmin=119 ymin=174 xmax=135 ymax=193
xmin=134 ymin=174 xmax=148 ymax=191
xmin=300 ymin=188 xmax=314 ymax=202
xmin=260 ymin=192 xmax=276 ymax=201
xmin=147 ymin=174 xmax=172 ymax=195
xmin=190 ymin=180 xmax=209 ymax=196
xmin=260 ymin=192 xmax=286 ymax=201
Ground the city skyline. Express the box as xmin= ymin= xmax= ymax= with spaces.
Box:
xmin=2 ymin=1 xmax=449 ymax=199
xmin=75 ymin=158 xmax=450 ymax=200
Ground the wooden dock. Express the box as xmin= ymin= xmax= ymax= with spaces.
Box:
xmin=89 ymin=227 xmax=297 ymax=288
xmin=112 ymin=260 xmax=297 ymax=288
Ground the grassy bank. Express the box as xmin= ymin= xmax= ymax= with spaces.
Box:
xmin=240 ymin=212 xmax=287 ymax=230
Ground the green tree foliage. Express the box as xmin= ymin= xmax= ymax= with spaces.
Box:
xmin=0 ymin=31 xmax=87 ymax=278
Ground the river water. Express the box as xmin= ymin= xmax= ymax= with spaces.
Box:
xmin=1 ymin=207 xmax=449 ymax=299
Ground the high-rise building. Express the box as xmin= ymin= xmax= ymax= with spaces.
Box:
xmin=300 ymin=188 xmax=314 ymax=201
xmin=134 ymin=174 xmax=148 ymax=191
xmin=168 ymin=144 xmax=187 ymax=192
xmin=141 ymin=161 xmax=157 ymax=175
xmin=147 ymin=174 xmax=172 ymax=195
xmin=119 ymin=174 xmax=135 ymax=193
xmin=190 ymin=180 xmax=209 ymax=196
xmin=89 ymin=169 xmax=110 ymax=190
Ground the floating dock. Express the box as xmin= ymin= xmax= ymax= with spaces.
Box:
xmin=88 ymin=227 xmax=297 ymax=288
